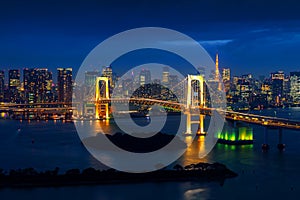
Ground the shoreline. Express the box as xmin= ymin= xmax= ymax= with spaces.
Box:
xmin=0 ymin=163 xmax=238 ymax=189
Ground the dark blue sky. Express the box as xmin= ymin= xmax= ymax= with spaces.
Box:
xmin=1 ymin=0 xmax=300 ymax=78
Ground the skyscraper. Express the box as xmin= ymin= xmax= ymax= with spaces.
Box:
xmin=222 ymin=68 xmax=230 ymax=82
xmin=169 ymin=75 xmax=179 ymax=88
xmin=102 ymin=66 xmax=113 ymax=89
xmin=162 ymin=66 xmax=169 ymax=86
xmin=23 ymin=68 xmax=53 ymax=103
xmin=85 ymin=71 xmax=100 ymax=87
xmin=0 ymin=70 xmax=4 ymax=102
xmin=271 ymin=71 xmax=284 ymax=105
xmin=57 ymin=68 xmax=73 ymax=103
xmin=8 ymin=69 xmax=20 ymax=103
xmin=290 ymin=72 xmax=300 ymax=103
xmin=222 ymin=68 xmax=231 ymax=93
xmin=122 ymin=78 xmax=133 ymax=97
xmin=139 ymin=69 xmax=151 ymax=86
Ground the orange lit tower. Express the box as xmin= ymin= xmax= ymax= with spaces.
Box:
xmin=215 ymin=53 xmax=222 ymax=91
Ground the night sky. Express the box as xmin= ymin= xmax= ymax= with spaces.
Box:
xmin=1 ymin=0 xmax=300 ymax=78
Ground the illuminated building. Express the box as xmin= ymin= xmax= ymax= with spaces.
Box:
xmin=85 ymin=71 xmax=100 ymax=86
xmin=122 ymin=78 xmax=133 ymax=97
xmin=283 ymin=76 xmax=291 ymax=102
xmin=8 ymin=69 xmax=20 ymax=103
xmin=162 ymin=66 xmax=169 ymax=86
xmin=139 ymin=69 xmax=151 ymax=86
xmin=222 ymin=68 xmax=231 ymax=92
xmin=102 ymin=66 xmax=114 ymax=89
xmin=261 ymin=83 xmax=272 ymax=103
xmin=169 ymin=75 xmax=179 ymax=89
xmin=57 ymin=68 xmax=73 ymax=103
xmin=290 ymin=72 xmax=300 ymax=103
xmin=24 ymin=68 xmax=53 ymax=103
xmin=222 ymin=68 xmax=230 ymax=82
xmin=270 ymin=71 xmax=284 ymax=105
xmin=241 ymin=74 xmax=253 ymax=82
xmin=271 ymin=71 xmax=284 ymax=80
xmin=0 ymin=70 xmax=4 ymax=102
xmin=83 ymin=71 xmax=101 ymax=101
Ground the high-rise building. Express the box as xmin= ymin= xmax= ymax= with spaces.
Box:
xmin=162 ymin=66 xmax=169 ymax=86
xmin=85 ymin=71 xmax=100 ymax=87
xmin=283 ymin=76 xmax=291 ymax=101
xmin=122 ymin=78 xmax=133 ymax=97
xmin=83 ymin=71 xmax=101 ymax=101
xmin=222 ymin=68 xmax=230 ymax=82
xmin=271 ymin=71 xmax=284 ymax=80
xmin=102 ymin=66 xmax=113 ymax=89
xmin=290 ymin=72 xmax=300 ymax=103
xmin=23 ymin=68 xmax=35 ymax=103
xmin=0 ymin=70 xmax=4 ymax=102
xmin=222 ymin=68 xmax=231 ymax=92
xmin=169 ymin=75 xmax=179 ymax=88
xmin=139 ymin=69 xmax=151 ymax=86
xmin=8 ymin=69 xmax=20 ymax=103
xmin=23 ymin=68 xmax=53 ymax=103
xmin=57 ymin=68 xmax=73 ymax=103
xmin=271 ymin=71 xmax=284 ymax=105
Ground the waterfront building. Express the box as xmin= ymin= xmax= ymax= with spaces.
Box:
xmin=0 ymin=70 xmax=4 ymax=102
xmin=139 ymin=69 xmax=151 ymax=86
xmin=122 ymin=78 xmax=134 ymax=97
xmin=271 ymin=71 xmax=284 ymax=106
xmin=162 ymin=66 xmax=169 ymax=86
xmin=290 ymin=72 xmax=300 ymax=103
xmin=102 ymin=66 xmax=113 ymax=88
xmin=57 ymin=68 xmax=73 ymax=103
xmin=23 ymin=68 xmax=53 ymax=103
xmin=8 ymin=69 xmax=20 ymax=103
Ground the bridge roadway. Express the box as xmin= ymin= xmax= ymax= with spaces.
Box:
xmin=1 ymin=99 xmax=300 ymax=130
xmin=96 ymin=98 xmax=300 ymax=130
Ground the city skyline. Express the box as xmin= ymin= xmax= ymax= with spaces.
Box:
xmin=1 ymin=1 xmax=300 ymax=76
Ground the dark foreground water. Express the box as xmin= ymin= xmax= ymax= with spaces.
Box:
xmin=0 ymin=108 xmax=300 ymax=199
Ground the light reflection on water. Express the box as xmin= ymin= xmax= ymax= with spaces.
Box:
xmin=0 ymin=108 xmax=299 ymax=199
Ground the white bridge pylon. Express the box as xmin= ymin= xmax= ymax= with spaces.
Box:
xmin=95 ymin=77 xmax=110 ymax=119
xmin=185 ymin=75 xmax=206 ymax=135
xmin=186 ymin=75 xmax=205 ymax=108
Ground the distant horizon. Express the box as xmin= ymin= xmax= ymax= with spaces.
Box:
xmin=1 ymin=1 xmax=300 ymax=78
xmin=0 ymin=63 xmax=299 ymax=85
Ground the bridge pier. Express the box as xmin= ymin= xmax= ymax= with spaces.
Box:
xmin=277 ymin=128 xmax=285 ymax=151
xmin=196 ymin=114 xmax=205 ymax=135
xmin=233 ymin=121 xmax=237 ymax=128
xmin=262 ymin=127 xmax=270 ymax=151
xmin=186 ymin=112 xmax=192 ymax=135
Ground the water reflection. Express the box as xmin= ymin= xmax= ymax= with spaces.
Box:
xmin=182 ymin=135 xmax=208 ymax=166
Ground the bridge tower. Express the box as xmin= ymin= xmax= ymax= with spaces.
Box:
xmin=186 ymin=75 xmax=205 ymax=135
xmin=95 ymin=77 xmax=110 ymax=119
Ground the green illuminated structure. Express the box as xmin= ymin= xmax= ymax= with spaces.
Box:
xmin=217 ymin=126 xmax=253 ymax=145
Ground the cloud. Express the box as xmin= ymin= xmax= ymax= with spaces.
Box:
xmin=158 ymin=39 xmax=233 ymax=47
xmin=250 ymin=29 xmax=270 ymax=33
xmin=199 ymin=39 xmax=234 ymax=46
